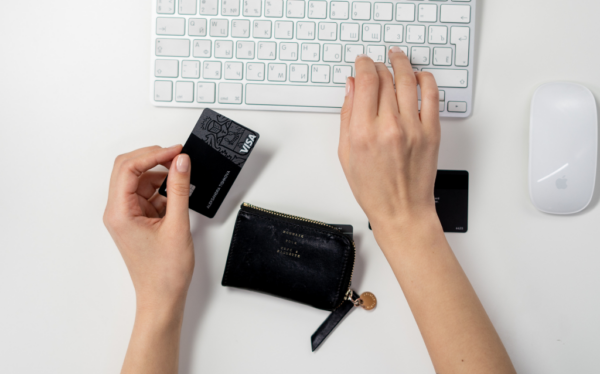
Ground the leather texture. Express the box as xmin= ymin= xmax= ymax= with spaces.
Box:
xmin=310 ymin=291 xmax=358 ymax=351
xmin=222 ymin=204 xmax=355 ymax=311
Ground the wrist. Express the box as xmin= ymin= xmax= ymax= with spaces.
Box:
xmin=370 ymin=208 xmax=444 ymax=254
xmin=135 ymin=292 xmax=188 ymax=325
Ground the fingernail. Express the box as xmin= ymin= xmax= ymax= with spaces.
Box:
xmin=168 ymin=144 xmax=180 ymax=149
xmin=176 ymin=154 xmax=190 ymax=173
xmin=389 ymin=46 xmax=402 ymax=54
xmin=356 ymin=54 xmax=367 ymax=59
xmin=345 ymin=77 xmax=351 ymax=96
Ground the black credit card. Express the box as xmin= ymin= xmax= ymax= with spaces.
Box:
xmin=434 ymin=170 xmax=469 ymax=233
xmin=159 ymin=109 xmax=259 ymax=218
xmin=368 ymin=170 xmax=469 ymax=233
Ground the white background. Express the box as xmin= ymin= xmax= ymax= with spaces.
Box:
xmin=1 ymin=1 xmax=600 ymax=373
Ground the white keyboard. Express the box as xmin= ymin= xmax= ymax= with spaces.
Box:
xmin=151 ymin=0 xmax=476 ymax=117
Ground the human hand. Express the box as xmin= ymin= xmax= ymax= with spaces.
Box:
xmin=103 ymin=145 xmax=194 ymax=314
xmin=338 ymin=48 xmax=441 ymax=231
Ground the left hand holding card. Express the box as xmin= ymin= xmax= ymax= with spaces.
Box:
xmin=159 ymin=109 xmax=260 ymax=218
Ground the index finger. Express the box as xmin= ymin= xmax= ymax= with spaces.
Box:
xmin=352 ymin=55 xmax=380 ymax=121
xmin=111 ymin=145 xmax=183 ymax=202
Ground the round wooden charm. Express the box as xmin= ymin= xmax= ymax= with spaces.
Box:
xmin=359 ymin=292 xmax=377 ymax=310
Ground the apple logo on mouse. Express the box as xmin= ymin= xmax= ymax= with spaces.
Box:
xmin=556 ymin=176 xmax=568 ymax=190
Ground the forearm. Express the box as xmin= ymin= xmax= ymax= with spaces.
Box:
xmin=121 ymin=299 xmax=186 ymax=374
xmin=373 ymin=213 xmax=515 ymax=374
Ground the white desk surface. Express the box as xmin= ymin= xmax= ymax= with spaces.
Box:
xmin=2 ymin=1 xmax=600 ymax=373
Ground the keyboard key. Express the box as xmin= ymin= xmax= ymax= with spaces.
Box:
xmin=447 ymin=101 xmax=467 ymax=112
xmin=340 ymin=23 xmax=359 ymax=41
xmin=374 ymin=2 xmax=393 ymax=21
xmin=179 ymin=0 xmax=197 ymax=14
xmin=301 ymin=43 xmax=320 ymax=61
xmin=438 ymin=90 xmax=445 ymax=101
xmin=222 ymin=0 xmax=241 ymax=16
xmin=232 ymin=19 xmax=251 ymax=37
xmin=203 ymin=61 xmax=222 ymax=79
xmin=352 ymin=2 xmax=371 ymax=20
xmin=210 ymin=19 xmax=229 ymax=37
xmin=193 ymin=39 xmax=212 ymax=57
xmin=411 ymin=46 xmax=430 ymax=65
xmin=387 ymin=45 xmax=407 ymax=63
xmin=287 ymin=0 xmax=306 ymax=18
xmin=188 ymin=19 xmax=207 ymax=36
xmin=224 ymin=62 xmax=244 ymax=79
xmin=157 ymin=17 xmax=185 ymax=35
xmin=440 ymin=5 xmax=471 ymax=23
xmin=157 ymin=0 xmax=175 ymax=14
xmin=219 ymin=83 xmax=243 ymax=103
xmin=418 ymin=4 xmax=437 ymax=22
xmin=406 ymin=25 xmax=426 ymax=44
xmin=155 ymin=59 xmax=179 ymax=77
xmin=433 ymin=47 xmax=452 ymax=66
xmin=429 ymin=26 xmax=447 ymax=44
xmin=384 ymin=24 xmax=403 ymax=43
xmin=197 ymin=82 xmax=216 ymax=103
xmin=181 ymin=60 xmax=200 ymax=78
xmin=323 ymin=43 xmax=342 ymax=62
xmin=275 ymin=21 xmax=294 ymax=38
xmin=246 ymin=84 xmax=345 ymax=107
xmin=247 ymin=62 xmax=265 ymax=80
xmin=311 ymin=65 xmax=330 ymax=83
xmin=244 ymin=0 xmax=262 ymax=16
xmin=215 ymin=40 xmax=234 ymax=58
xmin=318 ymin=22 xmax=337 ymax=40
xmin=362 ymin=23 xmax=381 ymax=42
xmin=333 ymin=65 xmax=352 ymax=83
xmin=200 ymin=0 xmax=219 ymax=15
xmin=421 ymin=68 xmax=468 ymax=88
xmin=290 ymin=64 xmax=309 ymax=82
xmin=176 ymin=81 xmax=194 ymax=102
xmin=367 ymin=45 xmax=386 ymax=62
xmin=396 ymin=3 xmax=415 ymax=22
xmin=154 ymin=80 xmax=173 ymax=101
xmin=308 ymin=1 xmax=327 ymax=19
xmin=156 ymin=39 xmax=190 ymax=57
xmin=257 ymin=41 xmax=277 ymax=59
xmin=268 ymin=63 xmax=287 ymax=81
xmin=236 ymin=41 xmax=255 ymax=59
xmin=280 ymin=42 xmax=299 ymax=60
xmin=297 ymin=21 xmax=316 ymax=39
xmin=253 ymin=20 xmax=272 ymax=38
xmin=450 ymin=26 xmax=470 ymax=66
xmin=265 ymin=0 xmax=284 ymax=17
xmin=344 ymin=44 xmax=364 ymax=62
xmin=330 ymin=2 xmax=349 ymax=20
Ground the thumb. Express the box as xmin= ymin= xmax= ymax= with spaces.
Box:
xmin=165 ymin=153 xmax=191 ymax=227
xmin=340 ymin=77 xmax=354 ymax=131
xmin=339 ymin=77 xmax=354 ymax=163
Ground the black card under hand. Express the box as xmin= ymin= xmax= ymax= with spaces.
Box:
xmin=159 ymin=109 xmax=259 ymax=218
xmin=368 ymin=170 xmax=469 ymax=233
xmin=434 ymin=170 xmax=469 ymax=233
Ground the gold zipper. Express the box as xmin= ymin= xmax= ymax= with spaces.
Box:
xmin=242 ymin=202 xmax=356 ymax=306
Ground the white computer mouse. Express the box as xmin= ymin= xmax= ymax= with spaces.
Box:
xmin=529 ymin=82 xmax=598 ymax=214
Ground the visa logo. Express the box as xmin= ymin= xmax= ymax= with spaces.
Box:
xmin=239 ymin=134 xmax=256 ymax=154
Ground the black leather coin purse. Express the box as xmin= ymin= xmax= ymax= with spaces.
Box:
xmin=222 ymin=203 xmax=377 ymax=351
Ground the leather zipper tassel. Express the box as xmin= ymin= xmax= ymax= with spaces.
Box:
xmin=310 ymin=290 xmax=359 ymax=351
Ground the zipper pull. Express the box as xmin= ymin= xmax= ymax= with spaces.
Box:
xmin=346 ymin=289 xmax=377 ymax=310
xmin=310 ymin=290 xmax=377 ymax=351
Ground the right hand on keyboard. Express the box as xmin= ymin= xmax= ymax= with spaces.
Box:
xmin=338 ymin=47 xmax=441 ymax=231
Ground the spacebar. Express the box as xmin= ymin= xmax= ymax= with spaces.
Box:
xmin=246 ymin=84 xmax=346 ymax=108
